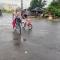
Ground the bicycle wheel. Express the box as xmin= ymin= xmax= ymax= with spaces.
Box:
xmin=28 ymin=24 xmax=32 ymax=30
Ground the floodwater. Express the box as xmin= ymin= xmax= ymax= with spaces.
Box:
xmin=0 ymin=13 xmax=60 ymax=60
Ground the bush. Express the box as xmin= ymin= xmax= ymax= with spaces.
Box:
xmin=48 ymin=2 xmax=60 ymax=17
xmin=2 ymin=9 xmax=13 ymax=13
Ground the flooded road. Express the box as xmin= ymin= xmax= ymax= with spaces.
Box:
xmin=0 ymin=13 xmax=60 ymax=60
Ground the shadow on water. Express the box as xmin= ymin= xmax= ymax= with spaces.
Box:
xmin=23 ymin=28 xmax=32 ymax=34
xmin=12 ymin=29 xmax=32 ymax=48
xmin=12 ymin=30 xmax=21 ymax=48
xmin=22 ymin=28 xmax=32 ymax=38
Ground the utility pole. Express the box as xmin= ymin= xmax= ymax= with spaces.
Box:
xmin=21 ymin=0 xmax=23 ymax=10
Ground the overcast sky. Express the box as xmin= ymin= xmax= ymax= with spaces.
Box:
xmin=0 ymin=0 xmax=52 ymax=9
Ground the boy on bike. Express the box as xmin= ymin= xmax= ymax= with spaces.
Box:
xmin=23 ymin=14 xmax=32 ymax=29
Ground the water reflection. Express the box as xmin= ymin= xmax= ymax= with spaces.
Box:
xmin=48 ymin=20 xmax=60 ymax=24
xmin=13 ymin=30 xmax=21 ymax=48
xmin=23 ymin=29 xmax=32 ymax=39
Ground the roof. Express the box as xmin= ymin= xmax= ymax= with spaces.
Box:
xmin=32 ymin=7 xmax=44 ymax=12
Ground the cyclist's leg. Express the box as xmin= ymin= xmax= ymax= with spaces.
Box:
xmin=16 ymin=20 xmax=18 ymax=29
xmin=18 ymin=22 xmax=21 ymax=34
xmin=24 ymin=22 xmax=26 ymax=27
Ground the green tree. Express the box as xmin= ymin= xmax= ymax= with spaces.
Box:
xmin=30 ymin=0 xmax=38 ymax=9
xmin=57 ymin=0 xmax=60 ymax=3
xmin=29 ymin=0 xmax=46 ymax=10
xmin=38 ymin=0 xmax=42 ymax=7
xmin=48 ymin=0 xmax=60 ymax=17
xmin=53 ymin=0 xmax=60 ymax=3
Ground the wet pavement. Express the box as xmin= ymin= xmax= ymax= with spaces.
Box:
xmin=0 ymin=13 xmax=60 ymax=60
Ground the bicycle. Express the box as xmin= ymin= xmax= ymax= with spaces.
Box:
xmin=22 ymin=21 xmax=32 ymax=30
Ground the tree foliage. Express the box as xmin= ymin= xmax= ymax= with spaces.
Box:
xmin=30 ymin=0 xmax=38 ymax=9
xmin=56 ymin=0 xmax=60 ymax=3
xmin=48 ymin=0 xmax=60 ymax=17
xmin=29 ymin=0 xmax=46 ymax=10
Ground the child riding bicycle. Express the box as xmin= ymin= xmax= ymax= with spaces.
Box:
xmin=23 ymin=14 xmax=32 ymax=29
